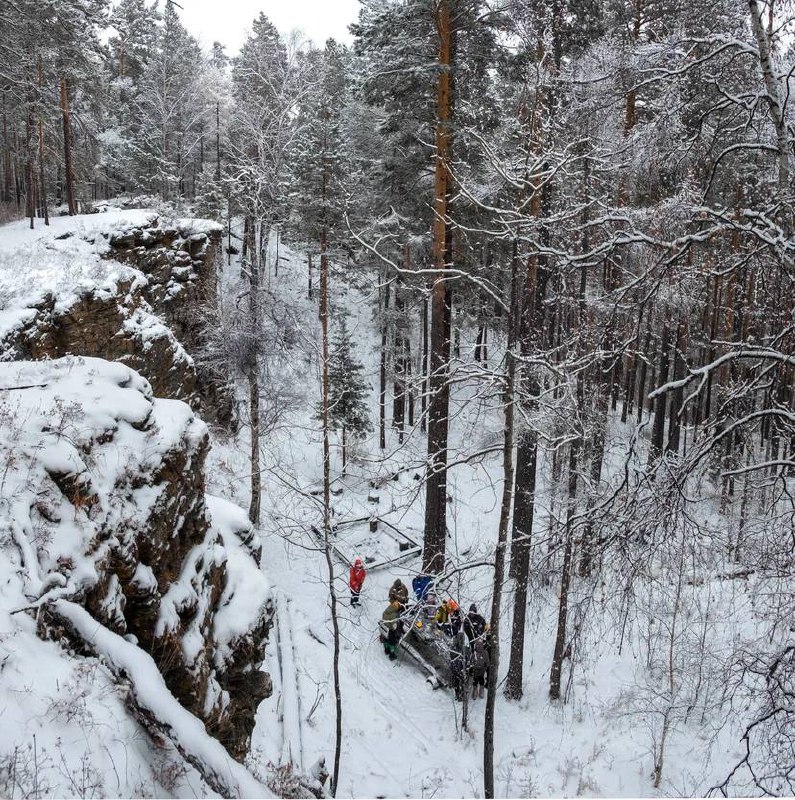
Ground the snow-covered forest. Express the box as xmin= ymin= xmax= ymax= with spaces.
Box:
xmin=1 ymin=0 xmax=794 ymax=797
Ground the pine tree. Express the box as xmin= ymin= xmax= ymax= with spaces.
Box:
xmin=132 ymin=2 xmax=207 ymax=201
xmin=322 ymin=317 xmax=372 ymax=473
xmin=193 ymin=165 xmax=224 ymax=221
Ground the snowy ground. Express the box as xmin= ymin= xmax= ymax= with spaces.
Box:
xmin=0 ymin=210 xmax=761 ymax=798
xmin=206 ymin=235 xmax=752 ymax=798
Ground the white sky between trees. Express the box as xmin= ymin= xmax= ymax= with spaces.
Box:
xmin=179 ymin=0 xmax=359 ymax=53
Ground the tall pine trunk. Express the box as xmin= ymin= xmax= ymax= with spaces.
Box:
xmin=505 ymin=59 xmax=549 ymax=695
xmin=505 ymin=247 xmax=547 ymax=698
xmin=423 ymin=0 xmax=455 ymax=574
xmin=421 ymin=296 xmax=429 ymax=433
xmin=37 ymin=58 xmax=48 ymax=225
xmin=484 ymin=348 xmax=515 ymax=799
xmin=25 ymin=106 xmax=34 ymax=229
xmin=666 ymin=314 xmax=686 ymax=454
xmin=59 ymin=76 xmax=77 ymax=215
xmin=2 ymin=94 xmax=12 ymax=203
xmin=393 ymin=267 xmax=407 ymax=441
xmin=549 ymin=434 xmax=579 ymax=701
xmin=650 ymin=309 xmax=672 ymax=459
xmin=379 ymin=274 xmax=390 ymax=450
xmin=215 ymin=102 xmax=221 ymax=181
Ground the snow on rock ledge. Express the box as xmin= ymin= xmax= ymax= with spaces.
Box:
xmin=0 ymin=356 xmax=271 ymax=760
xmin=0 ymin=210 xmax=233 ymax=428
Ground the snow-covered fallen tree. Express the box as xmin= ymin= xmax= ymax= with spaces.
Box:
xmin=50 ymin=599 xmax=272 ymax=798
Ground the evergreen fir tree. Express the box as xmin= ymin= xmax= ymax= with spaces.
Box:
xmin=193 ymin=165 xmax=224 ymax=221
xmin=322 ymin=316 xmax=372 ymax=473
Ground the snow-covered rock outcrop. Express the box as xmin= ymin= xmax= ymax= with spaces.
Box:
xmin=0 ymin=210 xmax=234 ymax=427
xmin=0 ymin=357 xmax=271 ymax=765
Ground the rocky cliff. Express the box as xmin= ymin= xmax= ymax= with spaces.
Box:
xmin=0 ymin=356 xmax=270 ymax=760
xmin=0 ymin=210 xmax=234 ymax=428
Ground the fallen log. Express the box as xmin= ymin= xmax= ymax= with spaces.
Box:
xmin=49 ymin=599 xmax=273 ymax=799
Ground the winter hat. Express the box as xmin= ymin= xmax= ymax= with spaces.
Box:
xmin=449 ymin=600 xmax=459 ymax=612
xmin=354 ymin=556 xmax=363 ymax=566
xmin=469 ymin=604 xmax=477 ymax=613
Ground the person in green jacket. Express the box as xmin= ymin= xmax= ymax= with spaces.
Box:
xmin=382 ymin=600 xmax=404 ymax=660
xmin=388 ymin=579 xmax=409 ymax=608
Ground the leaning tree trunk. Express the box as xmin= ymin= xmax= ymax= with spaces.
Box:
xmin=319 ymin=125 xmax=342 ymax=796
xmin=246 ymin=218 xmax=261 ymax=525
xmin=422 ymin=0 xmax=455 ymax=574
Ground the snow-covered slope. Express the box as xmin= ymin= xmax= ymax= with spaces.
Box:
xmin=0 ymin=356 xmax=272 ymax=796
xmin=0 ymin=211 xmax=232 ymax=426
xmin=205 ymin=232 xmax=757 ymax=798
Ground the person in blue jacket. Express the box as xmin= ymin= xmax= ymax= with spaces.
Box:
xmin=412 ymin=572 xmax=433 ymax=602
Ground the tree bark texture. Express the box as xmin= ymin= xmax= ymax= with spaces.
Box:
xmin=59 ymin=76 xmax=77 ymax=215
xmin=246 ymin=219 xmax=261 ymax=525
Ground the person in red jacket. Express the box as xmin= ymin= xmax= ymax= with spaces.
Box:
xmin=349 ymin=556 xmax=367 ymax=607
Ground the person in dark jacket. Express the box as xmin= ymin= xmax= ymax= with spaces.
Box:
xmin=388 ymin=578 xmax=409 ymax=609
xmin=463 ymin=604 xmax=487 ymax=644
xmin=449 ymin=629 xmax=468 ymax=701
xmin=469 ymin=637 xmax=489 ymax=700
xmin=349 ymin=556 xmax=366 ymax=607
xmin=448 ymin=600 xmax=463 ymax=636
xmin=382 ymin=601 xmax=404 ymax=660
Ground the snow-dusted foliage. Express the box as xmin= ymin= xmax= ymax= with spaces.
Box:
xmin=2 ymin=0 xmax=795 ymax=796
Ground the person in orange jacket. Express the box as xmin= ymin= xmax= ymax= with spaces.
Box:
xmin=349 ymin=556 xmax=367 ymax=607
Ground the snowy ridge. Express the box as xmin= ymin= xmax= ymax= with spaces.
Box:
xmin=0 ymin=210 xmax=233 ymax=427
xmin=0 ymin=210 xmax=155 ymax=327
xmin=0 ymin=356 xmax=274 ymax=796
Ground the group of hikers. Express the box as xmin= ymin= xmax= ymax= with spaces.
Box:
xmin=348 ymin=559 xmax=490 ymax=702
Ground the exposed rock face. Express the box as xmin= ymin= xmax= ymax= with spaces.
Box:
xmin=0 ymin=211 xmax=234 ymax=428
xmin=0 ymin=357 xmax=270 ymax=760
